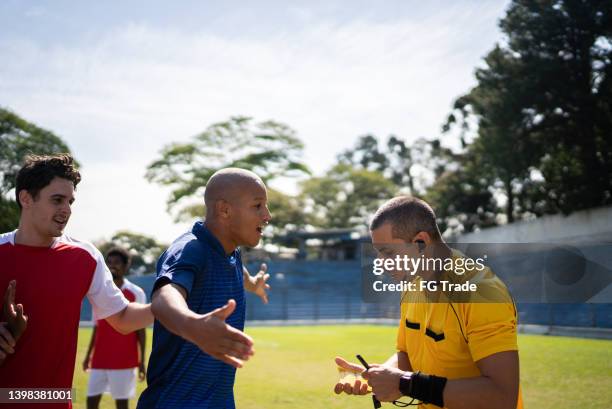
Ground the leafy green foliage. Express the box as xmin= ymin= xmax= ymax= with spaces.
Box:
xmin=436 ymin=0 xmax=612 ymax=232
xmin=0 ymin=107 xmax=75 ymax=231
xmin=96 ymin=231 xmax=168 ymax=275
xmin=266 ymin=188 xmax=310 ymax=233
xmin=301 ymin=164 xmax=397 ymax=228
xmin=146 ymin=116 xmax=310 ymax=220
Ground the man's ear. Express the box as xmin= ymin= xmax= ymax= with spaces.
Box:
xmin=216 ymin=199 xmax=232 ymax=219
xmin=413 ymin=231 xmax=432 ymax=245
xmin=18 ymin=190 xmax=34 ymax=209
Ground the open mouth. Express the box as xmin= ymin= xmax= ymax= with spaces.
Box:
xmin=256 ymin=226 xmax=263 ymax=234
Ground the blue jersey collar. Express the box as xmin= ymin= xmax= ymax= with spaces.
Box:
xmin=192 ymin=221 xmax=237 ymax=258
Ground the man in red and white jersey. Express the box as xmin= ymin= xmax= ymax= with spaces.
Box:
xmin=83 ymin=247 xmax=147 ymax=409
xmin=0 ymin=153 xmax=153 ymax=409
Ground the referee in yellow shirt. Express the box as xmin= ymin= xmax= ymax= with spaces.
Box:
xmin=334 ymin=196 xmax=523 ymax=409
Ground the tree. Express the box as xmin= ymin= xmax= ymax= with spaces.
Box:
xmin=338 ymin=134 xmax=435 ymax=195
xmin=337 ymin=133 xmax=474 ymax=232
xmin=499 ymin=0 xmax=612 ymax=213
xmin=266 ymin=188 xmax=309 ymax=234
xmin=426 ymin=154 xmax=499 ymax=236
xmin=301 ymin=164 xmax=397 ymax=229
xmin=441 ymin=0 xmax=612 ymax=231
xmin=444 ymin=46 xmax=544 ymax=223
xmin=0 ymin=197 xmax=19 ymax=234
xmin=96 ymin=231 xmax=168 ymax=275
xmin=0 ymin=107 xmax=75 ymax=231
xmin=146 ymin=116 xmax=310 ymax=221
xmin=337 ymin=134 xmax=389 ymax=173
xmin=386 ymin=136 xmax=416 ymax=192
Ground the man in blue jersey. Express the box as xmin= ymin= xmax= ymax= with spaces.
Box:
xmin=137 ymin=168 xmax=272 ymax=409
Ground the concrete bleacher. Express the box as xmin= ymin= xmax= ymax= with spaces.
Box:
xmin=80 ymin=207 xmax=611 ymax=336
xmin=454 ymin=205 xmax=612 ymax=329
xmin=80 ymin=261 xmax=401 ymax=323
xmin=79 ymin=259 xmax=611 ymax=328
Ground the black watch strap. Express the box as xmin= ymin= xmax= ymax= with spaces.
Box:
xmin=398 ymin=372 xmax=413 ymax=396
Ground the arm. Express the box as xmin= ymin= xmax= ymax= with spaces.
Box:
xmin=88 ymin=248 xmax=152 ymax=334
xmin=440 ymin=301 xmax=520 ymax=409
xmin=364 ymin=350 xmax=519 ymax=409
xmin=443 ymin=351 xmax=519 ymax=409
xmin=137 ymin=328 xmax=146 ymax=381
xmin=383 ymin=351 xmax=412 ymax=371
xmin=105 ymin=302 xmax=153 ymax=335
xmin=82 ymin=326 xmax=97 ymax=371
xmin=334 ymin=350 xmax=411 ymax=396
xmin=151 ymin=283 xmax=254 ymax=368
xmin=243 ymin=264 xmax=271 ymax=304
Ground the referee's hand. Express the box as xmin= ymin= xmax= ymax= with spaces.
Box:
xmin=334 ymin=356 xmax=370 ymax=396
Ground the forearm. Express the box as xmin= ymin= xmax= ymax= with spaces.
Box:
xmin=85 ymin=327 xmax=96 ymax=357
xmin=151 ymin=285 xmax=199 ymax=342
xmin=106 ymin=303 xmax=154 ymax=335
xmin=384 ymin=351 xmax=412 ymax=371
xmin=137 ymin=329 xmax=146 ymax=363
xmin=442 ymin=350 xmax=519 ymax=409
xmin=402 ymin=351 xmax=518 ymax=409
xmin=443 ymin=376 xmax=517 ymax=409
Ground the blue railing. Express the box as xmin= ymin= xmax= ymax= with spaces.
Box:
xmin=80 ymin=260 xmax=612 ymax=327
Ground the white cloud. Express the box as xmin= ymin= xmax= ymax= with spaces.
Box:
xmin=66 ymin=161 xmax=191 ymax=244
xmin=0 ymin=1 xmax=508 ymax=241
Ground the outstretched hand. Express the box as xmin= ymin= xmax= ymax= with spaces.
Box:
xmin=250 ymin=263 xmax=271 ymax=304
xmin=186 ymin=299 xmax=255 ymax=368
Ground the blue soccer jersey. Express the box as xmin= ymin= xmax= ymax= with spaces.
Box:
xmin=137 ymin=221 xmax=246 ymax=409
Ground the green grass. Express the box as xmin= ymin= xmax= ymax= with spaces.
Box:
xmin=72 ymin=326 xmax=612 ymax=409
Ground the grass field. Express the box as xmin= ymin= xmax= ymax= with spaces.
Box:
xmin=72 ymin=326 xmax=612 ymax=409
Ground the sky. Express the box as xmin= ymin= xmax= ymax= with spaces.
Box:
xmin=0 ymin=0 xmax=510 ymax=243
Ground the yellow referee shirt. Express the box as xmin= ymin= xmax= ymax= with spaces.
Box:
xmin=396 ymin=250 xmax=524 ymax=409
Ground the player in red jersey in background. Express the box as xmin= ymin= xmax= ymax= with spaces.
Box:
xmin=83 ymin=247 xmax=147 ymax=409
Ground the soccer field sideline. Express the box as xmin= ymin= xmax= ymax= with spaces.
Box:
xmin=72 ymin=326 xmax=612 ymax=409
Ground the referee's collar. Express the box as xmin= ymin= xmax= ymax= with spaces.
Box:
xmin=192 ymin=220 xmax=238 ymax=258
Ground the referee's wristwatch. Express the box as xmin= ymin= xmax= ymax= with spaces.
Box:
xmin=397 ymin=371 xmax=448 ymax=407
xmin=398 ymin=372 xmax=414 ymax=397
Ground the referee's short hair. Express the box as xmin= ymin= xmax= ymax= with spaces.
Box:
xmin=370 ymin=196 xmax=442 ymax=241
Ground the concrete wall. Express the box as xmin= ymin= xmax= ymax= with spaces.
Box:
xmin=457 ymin=206 xmax=612 ymax=243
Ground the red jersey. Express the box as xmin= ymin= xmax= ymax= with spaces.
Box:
xmin=0 ymin=231 xmax=129 ymax=408
xmin=91 ymin=279 xmax=146 ymax=369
